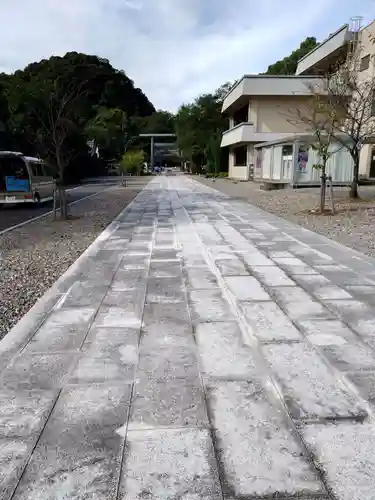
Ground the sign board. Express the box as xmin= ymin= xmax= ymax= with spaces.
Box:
xmin=5 ymin=176 xmax=30 ymax=192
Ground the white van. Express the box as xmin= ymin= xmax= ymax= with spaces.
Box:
xmin=0 ymin=152 xmax=56 ymax=206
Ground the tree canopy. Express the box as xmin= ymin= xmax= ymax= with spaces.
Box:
xmin=0 ymin=52 xmax=155 ymax=182
xmin=175 ymin=83 xmax=231 ymax=172
xmin=263 ymin=37 xmax=319 ymax=75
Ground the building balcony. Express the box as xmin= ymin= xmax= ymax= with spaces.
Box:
xmin=222 ymin=76 xmax=322 ymax=113
xmin=221 ymin=123 xmax=254 ymax=147
xmin=296 ymin=25 xmax=352 ymax=75
xmin=221 ymin=123 xmax=299 ymax=148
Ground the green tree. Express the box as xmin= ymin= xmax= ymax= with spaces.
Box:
xmin=119 ymin=149 xmax=145 ymax=178
xmin=175 ymin=83 xmax=230 ymax=173
xmin=141 ymin=110 xmax=175 ymax=134
xmin=85 ymin=107 xmax=140 ymax=160
xmin=264 ymin=37 xmax=319 ymax=75
xmin=2 ymin=52 xmax=155 ymax=181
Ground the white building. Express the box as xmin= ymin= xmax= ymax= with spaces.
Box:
xmin=221 ymin=20 xmax=375 ymax=181
xmin=221 ymin=75 xmax=323 ymax=180
xmin=296 ymin=20 xmax=375 ymax=179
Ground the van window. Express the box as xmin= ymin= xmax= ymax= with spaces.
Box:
xmin=0 ymin=156 xmax=30 ymax=192
xmin=29 ymin=161 xmax=44 ymax=177
xmin=43 ymin=162 xmax=57 ymax=177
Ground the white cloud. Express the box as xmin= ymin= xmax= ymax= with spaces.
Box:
xmin=0 ymin=0 xmax=373 ymax=111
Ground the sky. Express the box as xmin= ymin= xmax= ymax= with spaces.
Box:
xmin=0 ymin=0 xmax=374 ymax=111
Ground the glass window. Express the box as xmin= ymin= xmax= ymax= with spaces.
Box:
xmin=234 ymin=146 xmax=247 ymax=166
xmin=29 ymin=161 xmax=44 ymax=177
xmin=282 ymin=145 xmax=293 ymax=157
xmin=43 ymin=162 xmax=57 ymax=177
xmin=360 ymin=54 xmax=370 ymax=72
xmin=0 ymin=156 xmax=30 ymax=192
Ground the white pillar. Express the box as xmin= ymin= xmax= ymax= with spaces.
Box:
xmin=359 ymin=144 xmax=372 ymax=177
xmin=229 ymin=148 xmax=235 ymax=177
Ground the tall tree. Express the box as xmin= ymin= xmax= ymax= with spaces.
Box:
xmin=264 ymin=37 xmax=319 ymax=75
xmin=175 ymin=83 xmax=231 ymax=172
xmin=141 ymin=110 xmax=175 ymax=134
xmin=85 ymin=108 xmax=140 ymax=160
xmin=2 ymin=52 xmax=155 ymax=183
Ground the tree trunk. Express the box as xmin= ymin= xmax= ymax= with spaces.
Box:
xmin=320 ymin=172 xmax=327 ymax=214
xmin=58 ymin=186 xmax=69 ymax=220
xmin=350 ymin=155 xmax=359 ymax=199
xmin=53 ymin=188 xmax=57 ymax=220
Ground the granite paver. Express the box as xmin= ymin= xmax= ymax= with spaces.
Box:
xmin=3 ymin=175 xmax=375 ymax=499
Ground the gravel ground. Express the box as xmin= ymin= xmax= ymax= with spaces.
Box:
xmin=195 ymin=176 xmax=375 ymax=258
xmin=0 ymin=178 xmax=150 ymax=340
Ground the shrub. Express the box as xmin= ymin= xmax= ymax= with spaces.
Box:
xmin=119 ymin=150 xmax=145 ymax=176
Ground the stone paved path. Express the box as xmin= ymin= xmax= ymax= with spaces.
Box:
xmin=2 ymin=175 xmax=375 ymax=499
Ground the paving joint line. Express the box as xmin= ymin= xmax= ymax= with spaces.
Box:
xmin=170 ymin=179 xmax=227 ymax=500
xmin=176 ymin=179 xmax=336 ymax=499
xmin=115 ymin=208 xmax=157 ymax=500
xmin=9 ymin=388 xmax=63 ymax=500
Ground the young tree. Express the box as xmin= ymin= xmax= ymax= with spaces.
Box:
xmin=34 ymin=78 xmax=88 ymax=219
xmin=324 ymin=60 xmax=375 ymax=198
xmin=119 ymin=149 xmax=145 ymax=182
xmin=285 ymin=87 xmax=341 ymax=212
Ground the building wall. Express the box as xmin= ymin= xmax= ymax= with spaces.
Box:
xmin=249 ymin=98 xmax=313 ymax=134
xmin=228 ymin=147 xmax=249 ymax=180
xmin=358 ymin=21 xmax=375 ymax=177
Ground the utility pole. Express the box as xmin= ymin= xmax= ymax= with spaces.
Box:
xmin=150 ymin=135 xmax=155 ymax=171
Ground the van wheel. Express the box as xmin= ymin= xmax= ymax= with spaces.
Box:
xmin=33 ymin=193 xmax=41 ymax=206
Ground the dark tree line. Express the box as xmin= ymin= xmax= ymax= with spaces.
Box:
xmin=0 ymin=52 xmax=155 ymax=183
xmin=263 ymin=37 xmax=319 ymax=75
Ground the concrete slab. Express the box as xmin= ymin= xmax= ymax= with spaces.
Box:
xmin=302 ymin=422 xmax=375 ymax=500
xmin=207 ymin=380 xmax=324 ymax=498
xmin=189 ymin=289 xmax=234 ymax=323
xmin=270 ymin=286 xmax=333 ymax=321
xmin=93 ymin=305 xmax=143 ymax=329
xmin=142 ymin=301 xmax=191 ymax=324
xmin=344 ymin=284 xmax=375 ymax=305
xmin=263 ymin=343 xmax=366 ymax=420
xmin=251 ymin=264 xmax=296 ymax=287
xmin=224 ymin=275 xmax=271 ymax=301
xmin=0 ymin=389 xmax=56 ymax=438
xmin=242 ymin=251 xmax=274 ymax=267
xmin=120 ymin=428 xmax=222 ymax=500
xmin=11 ymin=384 xmax=132 ymax=500
xmin=195 ymin=322 xmax=258 ymax=379
xmin=58 ymin=283 xmax=109 ymax=308
xmin=137 ymin=345 xmax=199 ymax=381
xmin=149 ymin=261 xmax=182 ymax=278
xmin=23 ymin=307 xmax=96 ymax=353
xmin=83 ymin=326 xmax=140 ymax=350
xmin=346 ymin=370 xmax=375 ymax=404
xmin=0 ymin=438 xmax=35 ymax=500
xmin=146 ymin=277 xmax=185 ymax=303
xmin=298 ymin=319 xmax=375 ymax=372
xmin=129 ymin=377 xmax=208 ymax=429
xmin=5 ymin=175 xmax=375 ymax=499
xmin=272 ymin=256 xmax=319 ymax=275
xmin=214 ymin=258 xmax=249 ymax=276
xmin=1 ymin=353 xmax=76 ymax=390
xmin=184 ymin=267 xmax=219 ymax=289
xmin=111 ymin=267 xmax=148 ymax=291
xmin=239 ymin=301 xmax=302 ymax=342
